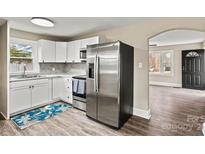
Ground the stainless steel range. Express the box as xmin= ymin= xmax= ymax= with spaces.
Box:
xmin=72 ymin=75 xmax=86 ymax=111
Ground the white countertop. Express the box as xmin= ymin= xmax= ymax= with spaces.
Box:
xmin=10 ymin=72 xmax=86 ymax=82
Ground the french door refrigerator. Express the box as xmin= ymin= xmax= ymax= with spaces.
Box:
xmin=86 ymin=41 xmax=134 ymax=128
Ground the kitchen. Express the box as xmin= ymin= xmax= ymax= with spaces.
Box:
xmin=1 ymin=2 xmax=205 ymax=154
xmin=1 ymin=17 xmax=205 ymax=136
xmin=9 ymin=36 xmax=101 ymax=115
xmin=5 ymin=17 xmax=134 ymax=130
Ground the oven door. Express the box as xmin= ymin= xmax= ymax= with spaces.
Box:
xmin=72 ymin=77 xmax=86 ymax=111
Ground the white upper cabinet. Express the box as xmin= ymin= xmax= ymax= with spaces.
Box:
xmin=67 ymin=40 xmax=81 ymax=63
xmin=55 ymin=42 xmax=67 ymax=63
xmin=38 ymin=40 xmax=56 ymax=62
xmin=67 ymin=41 xmax=76 ymax=62
xmin=81 ymin=36 xmax=99 ymax=49
xmin=38 ymin=36 xmax=100 ymax=63
xmin=74 ymin=40 xmax=81 ymax=62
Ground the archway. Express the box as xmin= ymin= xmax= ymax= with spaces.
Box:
xmin=147 ymin=29 xmax=205 ymax=135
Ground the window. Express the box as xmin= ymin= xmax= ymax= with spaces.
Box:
xmin=149 ymin=50 xmax=173 ymax=75
xmin=185 ymin=51 xmax=200 ymax=57
xmin=149 ymin=52 xmax=160 ymax=73
xmin=10 ymin=38 xmax=39 ymax=74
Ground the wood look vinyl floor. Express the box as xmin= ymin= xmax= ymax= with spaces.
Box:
xmin=0 ymin=86 xmax=205 ymax=136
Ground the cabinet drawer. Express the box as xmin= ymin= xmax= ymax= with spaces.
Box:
xmin=10 ymin=79 xmax=49 ymax=89
xmin=34 ymin=79 xmax=49 ymax=85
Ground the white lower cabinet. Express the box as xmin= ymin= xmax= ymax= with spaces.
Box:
xmin=10 ymin=86 xmax=32 ymax=114
xmin=52 ymin=77 xmax=72 ymax=103
xmin=10 ymin=79 xmax=49 ymax=114
xmin=10 ymin=77 xmax=73 ymax=115
xmin=32 ymin=83 xmax=49 ymax=107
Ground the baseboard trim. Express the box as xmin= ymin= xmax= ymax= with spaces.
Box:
xmin=149 ymin=81 xmax=182 ymax=87
xmin=0 ymin=112 xmax=7 ymax=120
xmin=133 ymin=108 xmax=151 ymax=120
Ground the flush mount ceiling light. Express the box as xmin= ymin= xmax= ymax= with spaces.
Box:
xmin=30 ymin=17 xmax=54 ymax=27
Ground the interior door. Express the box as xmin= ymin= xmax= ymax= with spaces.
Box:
xmin=86 ymin=46 xmax=98 ymax=119
xmin=182 ymin=49 xmax=205 ymax=90
xmin=97 ymin=43 xmax=120 ymax=127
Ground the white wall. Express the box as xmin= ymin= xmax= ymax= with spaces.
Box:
xmin=71 ymin=18 xmax=205 ymax=118
xmin=0 ymin=22 xmax=10 ymax=119
xmin=149 ymin=42 xmax=203 ymax=87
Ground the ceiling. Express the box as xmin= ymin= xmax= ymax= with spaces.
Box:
xmin=149 ymin=30 xmax=205 ymax=46
xmin=1 ymin=17 xmax=146 ymax=38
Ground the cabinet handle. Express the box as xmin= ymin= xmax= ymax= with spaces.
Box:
xmin=29 ymin=86 xmax=31 ymax=88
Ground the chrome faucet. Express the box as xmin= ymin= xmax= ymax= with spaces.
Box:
xmin=23 ymin=64 xmax=27 ymax=78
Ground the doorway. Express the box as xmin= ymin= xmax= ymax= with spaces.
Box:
xmin=148 ymin=29 xmax=205 ymax=135
xmin=182 ymin=49 xmax=205 ymax=90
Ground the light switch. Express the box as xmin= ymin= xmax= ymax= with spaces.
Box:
xmin=52 ymin=67 xmax=55 ymax=71
xmin=138 ymin=62 xmax=143 ymax=68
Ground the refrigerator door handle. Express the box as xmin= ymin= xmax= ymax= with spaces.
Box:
xmin=96 ymin=56 xmax=99 ymax=93
xmin=94 ymin=56 xmax=97 ymax=92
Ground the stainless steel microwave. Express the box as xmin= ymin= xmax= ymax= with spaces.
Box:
xmin=80 ymin=49 xmax=87 ymax=60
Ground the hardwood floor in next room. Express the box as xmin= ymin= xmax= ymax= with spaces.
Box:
xmin=0 ymin=86 xmax=205 ymax=136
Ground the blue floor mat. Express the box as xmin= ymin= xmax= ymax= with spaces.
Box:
xmin=11 ymin=102 xmax=72 ymax=129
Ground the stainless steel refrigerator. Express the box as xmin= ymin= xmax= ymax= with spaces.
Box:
xmin=86 ymin=41 xmax=134 ymax=129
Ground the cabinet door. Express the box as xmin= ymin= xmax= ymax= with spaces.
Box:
xmin=87 ymin=36 xmax=99 ymax=45
xmin=32 ymin=83 xmax=49 ymax=107
xmin=81 ymin=38 xmax=88 ymax=49
xmin=38 ymin=40 xmax=56 ymax=62
xmin=52 ymin=78 xmax=71 ymax=103
xmin=67 ymin=41 xmax=76 ymax=62
xmin=10 ymin=86 xmax=32 ymax=114
xmin=63 ymin=78 xmax=73 ymax=103
xmin=74 ymin=40 xmax=81 ymax=62
xmin=52 ymin=78 xmax=65 ymax=100
xmin=81 ymin=37 xmax=99 ymax=49
xmin=56 ymin=42 xmax=67 ymax=62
